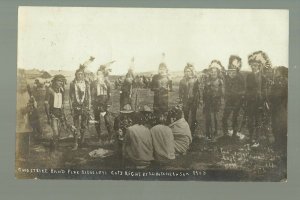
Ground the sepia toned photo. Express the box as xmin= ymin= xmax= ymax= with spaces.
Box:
xmin=16 ymin=7 xmax=288 ymax=181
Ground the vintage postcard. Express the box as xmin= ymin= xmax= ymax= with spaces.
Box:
xmin=16 ymin=7 xmax=288 ymax=181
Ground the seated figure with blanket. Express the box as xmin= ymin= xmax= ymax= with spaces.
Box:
xmin=168 ymin=106 xmax=192 ymax=155
xmin=150 ymin=112 xmax=175 ymax=163
xmin=123 ymin=105 xmax=154 ymax=169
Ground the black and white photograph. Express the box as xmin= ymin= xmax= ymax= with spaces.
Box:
xmin=16 ymin=7 xmax=288 ymax=181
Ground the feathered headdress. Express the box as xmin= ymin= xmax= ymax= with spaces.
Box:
xmin=248 ymin=51 xmax=272 ymax=69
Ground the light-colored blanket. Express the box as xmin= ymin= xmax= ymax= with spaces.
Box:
xmin=169 ymin=118 xmax=192 ymax=154
xmin=150 ymin=125 xmax=175 ymax=161
xmin=124 ymin=124 xmax=154 ymax=164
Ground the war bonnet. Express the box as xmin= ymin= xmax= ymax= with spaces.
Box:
xmin=248 ymin=51 xmax=272 ymax=69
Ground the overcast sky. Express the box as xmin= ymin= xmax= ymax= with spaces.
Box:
xmin=18 ymin=7 xmax=288 ymax=75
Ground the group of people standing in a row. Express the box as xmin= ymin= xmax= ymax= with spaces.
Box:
xmin=147 ymin=51 xmax=287 ymax=151
xmin=40 ymin=50 xmax=287 ymax=166
xmin=147 ymin=50 xmax=287 ymax=151
xmin=44 ymin=64 xmax=114 ymax=150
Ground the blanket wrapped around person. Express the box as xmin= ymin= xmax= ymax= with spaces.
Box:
xmin=123 ymin=124 xmax=154 ymax=168
xmin=168 ymin=107 xmax=192 ymax=154
xmin=150 ymin=124 xmax=175 ymax=162
xmin=122 ymin=105 xmax=155 ymax=168
xmin=169 ymin=118 xmax=192 ymax=154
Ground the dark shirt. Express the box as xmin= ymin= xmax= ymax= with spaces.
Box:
xmin=246 ymin=72 xmax=267 ymax=104
xmin=121 ymin=79 xmax=132 ymax=96
xmin=224 ymin=73 xmax=245 ymax=104
xmin=151 ymin=74 xmax=172 ymax=94
xmin=203 ymin=78 xmax=223 ymax=102
xmin=179 ymin=77 xmax=198 ymax=103
xmin=151 ymin=74 xmax=172 ymax=112
xmin=270 ymin=77 xmax=288 ymax=111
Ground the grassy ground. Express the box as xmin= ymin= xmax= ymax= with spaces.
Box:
xmin=15 ymin=78 xmax=287 ymax=181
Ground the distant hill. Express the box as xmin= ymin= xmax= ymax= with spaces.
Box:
xmin=49 ymin=70 xmax=74 ymax=77
xmin=18 ymin=68 xmax=52 ymax=80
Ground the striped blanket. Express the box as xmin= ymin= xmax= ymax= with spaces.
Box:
xmin=169 ymin=118 xmax=192 ymax=154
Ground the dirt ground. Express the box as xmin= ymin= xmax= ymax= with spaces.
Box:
xmin=15 ymin=79 xmax=287 ymax=181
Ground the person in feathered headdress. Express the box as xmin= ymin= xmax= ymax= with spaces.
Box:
xmin=69 ymin=67 xmax=91 ymax=150
xmin=178 ymin=63 xmax=199 ymax=136
xmin=90 ymin=64 xmax=113 ymax=143
xmin=120 ymin=58 xmax=135 ymax=109
xmin=203 ymin=60 xmax=225 ymax=140
xmin=150 ymin=53 xmax=173 ymax=114
xmin=44 ymin=74 xmax=67 ymax=151
xmin=222 ymin=55 xmax=245 ymax=139
xmin=246 ymin=51 xmax=272 ymax=147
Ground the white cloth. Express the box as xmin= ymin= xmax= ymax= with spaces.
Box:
xmin=89 ymin=148 xmax=114 ymax=158
xmin=53 ymin=92 xmax=62 ymax=108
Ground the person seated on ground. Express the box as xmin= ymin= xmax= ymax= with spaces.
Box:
xmin=167 ymin=106 xmax=192 ymax=155
xmin=123 ymin=105 xmax=154 ymax=169
xmin=150 ymin=112 xmax=175 ymax=164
